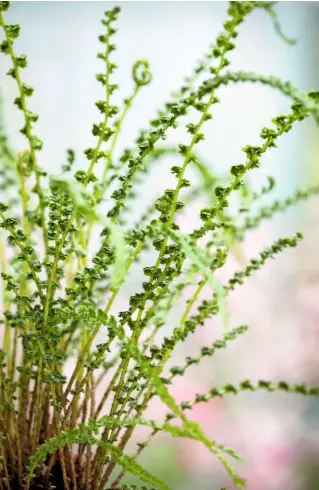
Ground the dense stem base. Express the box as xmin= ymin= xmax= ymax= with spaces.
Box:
xmin=4 ymin=456 xmax=77 ymax=490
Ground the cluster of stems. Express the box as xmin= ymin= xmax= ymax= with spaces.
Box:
xmin=0 ymin=1 xmax=319 ymax=490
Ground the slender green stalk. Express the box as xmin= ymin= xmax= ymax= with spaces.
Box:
xmin=0 ymin=2 xmax=319 ymax=489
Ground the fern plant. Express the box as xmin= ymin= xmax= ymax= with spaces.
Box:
xmin=0 ymin=1 xmax=318 ymax=489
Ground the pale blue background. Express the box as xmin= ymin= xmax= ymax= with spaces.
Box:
xmin=1 ymin=3 xmax=319 ymax=489
xmin=1 ymin=1 xmax=318 ymax=199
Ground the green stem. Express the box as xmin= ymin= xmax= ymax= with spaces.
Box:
xmin=40 ymin=26 xmax=114 ymax=430
xmin=86 ymin=84 xmax=141 ymax=244
xmin=0 ymin=12 xmax=47 ymax=248
xmin=102 ymin=84 xmax=140 ymax=184
xmin=63 ymin=238 xmax=144 ymax=414
xmin=0 ymin=233 xmax=10 ymax=368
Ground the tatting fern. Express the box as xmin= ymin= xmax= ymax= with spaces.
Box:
xmin=0 ymin=1 xmax=318 ymax=489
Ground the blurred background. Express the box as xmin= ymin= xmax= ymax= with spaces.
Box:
xmin=1 ymin=2 xmax=319 ymax=489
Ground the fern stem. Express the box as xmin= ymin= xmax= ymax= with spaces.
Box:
xmin=0 ymin=12 xmax=47 ymax=248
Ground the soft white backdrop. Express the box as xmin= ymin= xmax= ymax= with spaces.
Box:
xmin=1 ymin=2 xmax=319 ymax=490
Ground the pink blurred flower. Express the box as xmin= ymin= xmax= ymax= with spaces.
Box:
xmin=242 ymin=441 xmax=294 ymax=490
